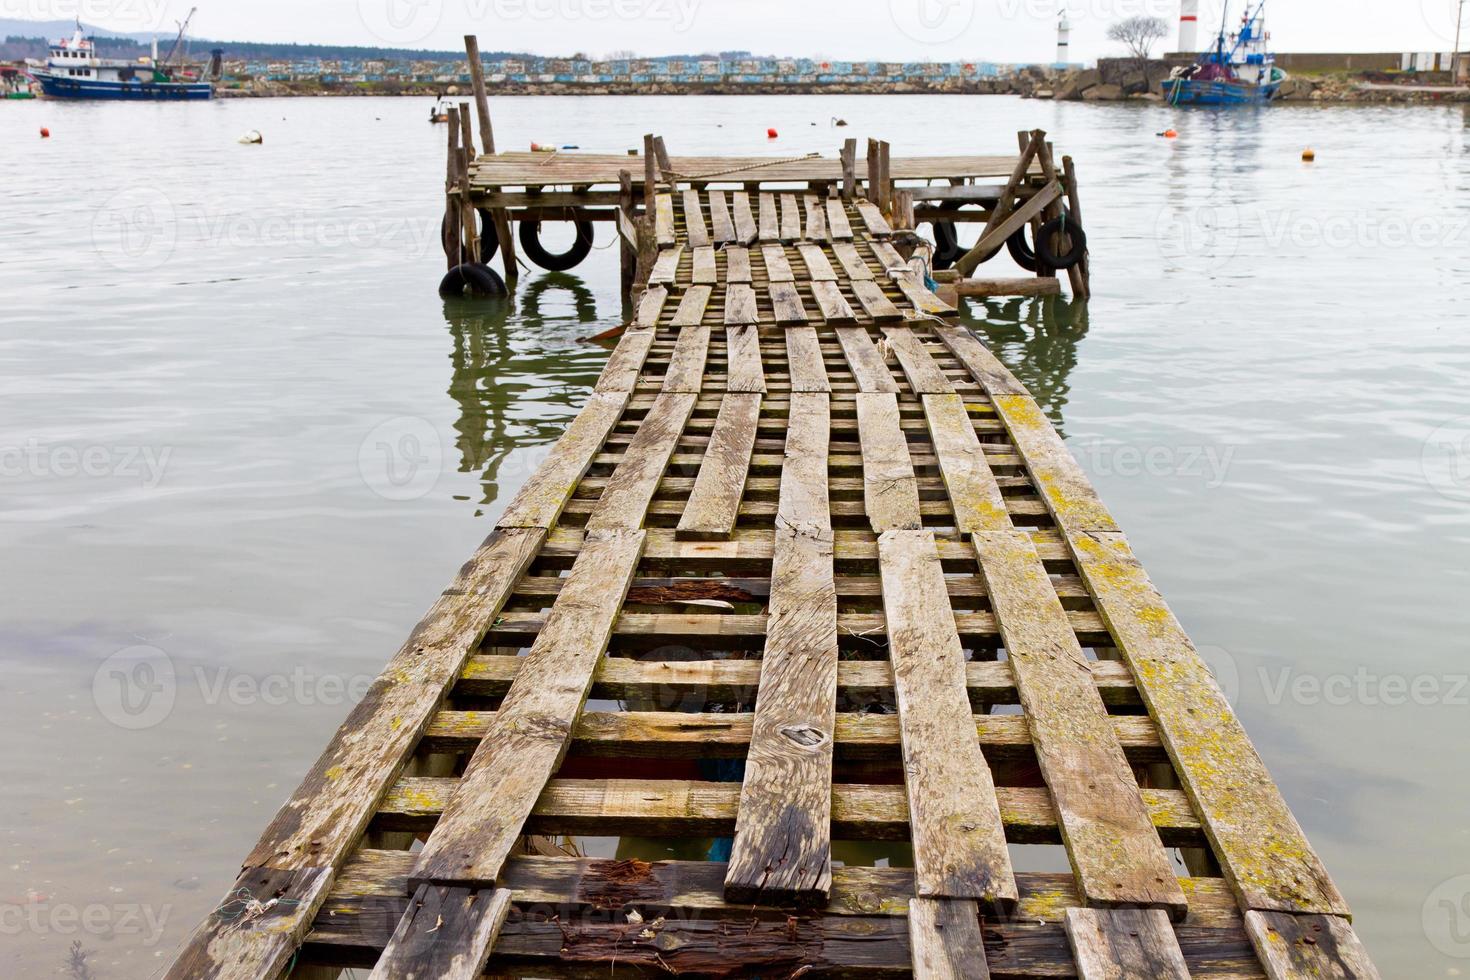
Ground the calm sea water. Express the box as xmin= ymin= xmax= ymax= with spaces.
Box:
xmin=2 ymin=94 xmax=1467 ymax=977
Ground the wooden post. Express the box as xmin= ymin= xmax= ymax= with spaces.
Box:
xmin=840 ymin=138 xmax=857 ymax=200
xmin=652 ymin=135 xmax=672 ymax=186
xmin=642 ymin=134 xmax=657 ymax=211
xmin=878 ymin=140 xmax=892 ymax=214
xmin=457 ymin=103 xmax=479 ymax=265
xmin=618 ymin=169 xmax=638 ymax=299
xmin=458 ymin=101 xmax=474 ymax=163
xmin=953 ymin=131 xmax=1040 ymax=277
xmin=1061 ymin=154 xmax=1091 ymax=300
xmin=894 ymin=189 xmax=915 ymax=231
xmin=444 ymin=106 xmax=464 ymax=270
xmin=865 ymin=138 xmax=880 ymax=200
xmin=463 ymin=35 xmax=495 ymax=154
xmin=1019 ymin=130 xmax=1052 ymax=279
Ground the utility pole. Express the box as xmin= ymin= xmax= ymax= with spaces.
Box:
xmin=1455 ymin=0 xmax=1467 ymax=84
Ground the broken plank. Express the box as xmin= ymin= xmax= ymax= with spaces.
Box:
xmin=920 ymin=393 xmax=1010 ymax=535
xmin=851 ymin=280 xmax=903 ymax=322
xmin=708 ymin=190 xmax=736 ymax=243
xmin=857 ymin=391 xmax=922 ymax=532
xmin=648 ymin=245 xmax=682 ymax=285
xmin=1063 ymin=908 xmax=1190 ymax=980
xmin=682 ymin=189 xmax=710 ymax=247
xmin=855 ymin=199 xmax=893 ymax=237
xmin=587 ymin=391 xmax=698 ymax=531
xmin=724 ymin=283 xmax=759 ymax=326
xmin=1245 ymin=911 xmax=1380 ymax=980
xmin=368 ymin=886 xmax=513 ymax=980
xmin=498 ymin=391 xmax=629 ymax=528
xmin=834 ymin=325 xmax=899 ymax=393
xmin=662 ymin=324 xmax=710 ymax=393
xmin=804 ymin=193 xmax=829 ymax=241
xmin=762 ymin=243 xmax=796 ymax=282
xmin=725 ymin=324 xmax=766 ymax=392
xmin=676 ymin=392 xmax=761 ymax=541
xmin=769 ymin=282 xmax=809 ymax=325
xmin=909 ymin=898 xmax=991 ymax=980
xmin=881 ymin=326 xmax=955 ymax=394
xmin=732 ymin=191 xmax=758 ymax=244
xmin=654 ymin=194 xmax=676 ymax=247
xmin=785 ymin=327 xmax=831 ymax=393
xmin=797 ymin=242 xmax=839 ymax=281
xmin=811 ymin=281 xmax=858 ymax=324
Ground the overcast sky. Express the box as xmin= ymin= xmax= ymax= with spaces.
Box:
xmin=26 ymin=0 xmax=1468 ymax=62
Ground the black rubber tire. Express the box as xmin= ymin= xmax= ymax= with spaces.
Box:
xmin=1006 ymin=225 xmax=1040 ymax=273
xmin=438 ymin=262 xmax=507 ymax=298
xmin=440 ymin=210 xmax=501 ymax=263
xmin=1037 ymin=216 xmax=1087 ymax=270
xmin=932 ymin=221 xmax=962 ymax=270
xmin=518 ymin=215 xmax=595 ymax=271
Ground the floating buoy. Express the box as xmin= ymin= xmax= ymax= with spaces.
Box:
xmin=1302 ymin=147 xmax=1316 ymax=162
xmin=39 ymin=127 xmax=50 ymax=138
xmin=767 ymin=127 xmax=778 ymax=139
xmin=832 ymin=117 xmax=849 ymax=127
xmin=530 ymin=142 xmax=557 ymax=152
xmin=1159 ymin=129 xmax=1178 ymax=139
xmin=238 ymin=129 xmax=263 ymax=144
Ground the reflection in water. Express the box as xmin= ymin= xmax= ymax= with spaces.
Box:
xmin=964 ymin=296 xmax=1090 ymax=436
xmin=442 ymin=272 xmax=609 ymax=513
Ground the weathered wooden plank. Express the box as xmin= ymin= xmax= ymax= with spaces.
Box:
xmin=878 ymin=529 xmax=1016 ymax=908
xmin=648 ymin=245 xmax=682 ymax=285
xmin=769 ymin=282 xmax=809 ymax=325
xmin=731 ymin=191 xmax=758 ymax=244
xmin=1245 ymin=911 xmax=1380 ymax=980
xmin=835 ymin=325 xmax=899 ymax=393
xmin=921 ymin=393 xmax=1010 ymax=535
xmin=409 ymin=529 xmax=645 ymax=889
xmin=708 ymin=189 xmax=736 ymax=243
xmin=724 ymin=282 xmax=759 ymax=326
xmin=909 ymin=898 xmax=991 ymax=980
xmin=931 ymin=321 xmax=1030 ymax=395
xmin=682 ymin=189 xmax=710 ymax=247
xmin=804 ymin=193 xmax=829 ymax=241
xmin=974 ymin=530 xmax=1186 ymax=916
xmin=725 ymin=397 xmax=835 ymax=906
xmin=797 ymin=242 xmax=839 ymax=281
xmin=587 ymin=392 xmax=698 ymax=531
xmin=990 ymin=393 xmax=1119 ymax=534
xmin=662 ymin=324 xmax=710 ymax=393
xmin=852 ymin=280 xmax=904 ymax=321
xmin=761 ymin=243 xmax=795 ymax=282
xmin=676 ymin=393 xmax=761 ymax=541
xmin=881 ymin=326 xmax=955 ymax=395
xmin=832 ymin=240 xmax=876 ymax=280
xmin=498 ymin=392 xmax=628 ymax=528
xmin=896 ymin=274 xmax=959 ymax=316
xmin=725 ymin=324 xmax=766 ymax=392
xmin=785 ymin=326 xmax=831 ymax=393
xmin=1069 ymin=530 xmax=1351 ymax=917
xmin=870 ymin=239 xmax=907 ymax=275
xmin=725 ymin=244 xmax=752 ymax=283
xmin=654 ymin=193 xmax=676 ymax=247
xmin=368 ymin=886 xmax=512 ymax=980
xmin=691 ymin=245 xmax=718 ymax=284
xmin=633 ymin=283 xmax=668 ymax=329
xmin=826 ymin=198 xmax=854 ymax=240
xmin=758 ymin=193 xmax=780 ymax=242
xmin=857 ymin=392 xmax=922 ymax=532
xmin=855 ymin=199 xmax=893 ymax=237
xmin=596 ymin=329 xmax=656 ymax=393
xmin=779 ymin=193 xmax=803 ymax=242
xmin=811 ymin=281 xmax=858 ymax=323
xmin=1063 ymin=908 xmax=1191 ymax=980
xmin=668 ymin=284 xmax=712 ymax=329
xmin=161 ymin=867 xmax=333 ymax=980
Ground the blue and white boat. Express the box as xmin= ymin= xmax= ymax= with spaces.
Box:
xmin=1162 ymin=0 xmax=1286 ymax=106
xmin=29 ymin=13 xmax=213 ymax=101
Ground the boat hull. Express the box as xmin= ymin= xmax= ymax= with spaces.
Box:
xmin=1163 ymin=77 xmax=1279 ymax=106
xmin=34 ymin=72 xmax=211 ymax=101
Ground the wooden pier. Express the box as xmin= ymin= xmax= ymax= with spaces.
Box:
xmin=163 ymin=40 xmax=1377 ymax=980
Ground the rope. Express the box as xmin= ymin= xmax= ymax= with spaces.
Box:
xmin=663 ymin=152 xmax=823 ymax=181
xmin=210 ymin=887 xmax=302 ymax=924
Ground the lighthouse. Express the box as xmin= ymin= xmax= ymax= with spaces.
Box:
xmin=1056 ymin=10 xmax=1072 ymax=66
xmin=1178 ymin=0 xmax=1200 ymax=53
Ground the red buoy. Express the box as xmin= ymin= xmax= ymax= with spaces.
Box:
xmin=767 ymin=128 xmax=778 ymax=139
xmin=39 ymin=127 xmax=50 ymax=139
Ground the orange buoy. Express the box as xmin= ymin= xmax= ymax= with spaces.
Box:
xmin=1302 ymin=147 xmax=1316 ymax=162
xmin=39 ymin=127 xmax=50 ymax=138
xmin=1162 ymin=129 xmax=1178 ymax=139
xmin=766 ymin=127 xmax=778 ymax=139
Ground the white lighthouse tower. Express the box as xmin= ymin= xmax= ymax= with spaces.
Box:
xmin=1056 ymin=10 xmax=1072 ymax=66
xmin=1178 ymin=0 xmax=1200 ymax=53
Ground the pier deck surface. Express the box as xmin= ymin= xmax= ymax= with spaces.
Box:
xmin=167 ymin=188 xmax=1378 ymax=979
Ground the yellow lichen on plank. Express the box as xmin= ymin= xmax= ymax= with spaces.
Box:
xmin=990 ymin=393 xmax=1119 ymax=534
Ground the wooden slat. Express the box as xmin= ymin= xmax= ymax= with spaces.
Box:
xmin=498 ymin=391 xmax=628 ymax=528
xmin=857 ymin=392 xmax=922 ymax=532
xmin=368 ymin=885 xmax=512 ymax=980
xmin=725 ymin=324 xmax=766 ymax=392
xmin=708 ymin=189 xmax=736 ymax=243
xmin=1068 ymin=530 xmax=1351 ymax=917
xmin=779 ymin=193 xmax=803 ymax=242
xmin=163 ymin=867 xmax=332 ymax=980
xmin=654 ymin=194 xmax=676 ymax=247
xmin=797 ymin=242 xmax=839 ymax=281
xmin=668 ymin=285 xmax=712 ymax=329
xmin=587 ymin=391 xmax=698 ymax=531
xmin=974 ymin=530 xmax=1186 ymax=916
xmin=691 ymin=245 xmax=718 ymax=284
xmin=662 ymin=324 xmax=710 ymax=393
xmin=871 ymin=239 xmax=907 ymax=274
xmin=410 ymin=529 xmax=645 ymax=889
xmin=1063 ymin=908 xmax=1191 ymax=980
xmin=881 ymin=326 xmax=955 ymax=395
xmin=931 ymin=321 xmax=1030 ymax=395
xmin=724 ymin=283 xmax=759 ymax=326
xmin=648 ymin=245 xmax=682 ymax=284
xmin=909 ymin=898 xmax=991 ymax=980
xmin=811 ymin=281 xmax=858 ymax=323
xmin=989 ymin=393 xmax=1118 ymax=533
xmin=832 ymin=240 xmax=876 ymax=280
xmin=676 ymin=392 xmax=761 ymax=541
xmin=855 ymin=199 xmax=893 ymax=236
xmin=826 ymin=198 xmax=854 ymax=239
xmin=835 ymin=326 xmax=899 ymax=393
xmin=726 ymin=394 xmax=835 ymax=905
xmin=769 ymin=282 xmax=809 ymax=325
xmin=1245 ymin=911 xmax=1380 ymax=980
xmin=758 ymin=193 xmax=779 ymax=242
xmin=632 ymin=284 xmax=668 ymax=330
xmin=785 ymin=326 xmax=831 ymax=393
xmin=682 ymin=189 xmax=710 ymax=247
xmin=762 ymin=243 xmax=795 ymax=282
xmin=852 ymin=280 xmax=904 ymax=321
xmin=731 ymin=191 xmax=758 ymax=244
xmin=896 ymin=275 xmax=959 ymax=316
xmin=725 ymin=244 xmax=752 ymax=283
xmin=804 ymin=193 xmax=829 ymax=241
xmin=878 ymin=529 xmax=1016 ymax=908
xmin=921 ymin=393 xmax=1010 ymax=535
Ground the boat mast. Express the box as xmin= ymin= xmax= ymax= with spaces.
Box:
xmin=161 ymin=7 xmax=197 ymax=69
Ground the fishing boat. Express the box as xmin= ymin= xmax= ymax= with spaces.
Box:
xmin=3 ymin=66 xmax=36 ymax=98
xmin=29 ymin=10 xmax=214 ymax=101
xmin=1163 ymin=0 xmax=1286 ymax=106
